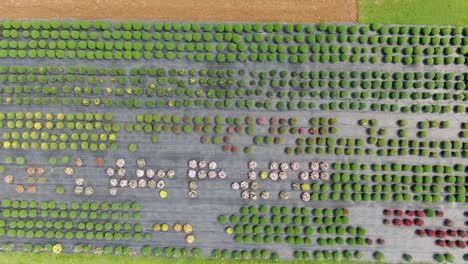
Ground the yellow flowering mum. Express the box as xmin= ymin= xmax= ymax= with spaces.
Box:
xmin=161 ymin=223 xmax=169 ymax=232
xmin=153 ymin=223 xmax=161 ymax=232
xmin=183 ymin=224 xmax=193 ymax=234
xmin=52 ymin=244 xmax=63 ymax=254
xmin=185 ymin=235 xmax=195 ymax=244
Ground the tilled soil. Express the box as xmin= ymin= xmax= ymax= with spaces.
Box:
xmin=0 ymin=0 xmax=357 ymax=23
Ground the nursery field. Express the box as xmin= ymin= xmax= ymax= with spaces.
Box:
xmin=0 ymin=19 xmax=465 ymax=264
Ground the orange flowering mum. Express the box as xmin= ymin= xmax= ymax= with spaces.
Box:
xmin=75 ymin=158 xmax=83 ymax=167
xmin=26 ymin=167 xmax=36 ymax=175
xmin=15 ymin=185 xmax=24 ymax=193
xmin=27 ymin=186 xmax=36 ymax=193
xmin=36 ymin=168 xmax=45 ymax=175
xmin=95 ymin=157 xmax=105 ymax=166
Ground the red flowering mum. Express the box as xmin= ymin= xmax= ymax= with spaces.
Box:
xmin=416 ymin=229 xmax=425 ymax=237
xmin=404 ymin=219 xmax=413 ymax=226
xmin=383 ymin=209 xmax=392 ymax=216
xmin=436 ymin=210 xmax=444 ymax=217
xmin=235 ymin=126 xmax=244 ymax=133
xmin=448 ymin=230 xmax=457 ymax=237
xmin=223 ymin=135 xmax=231 ymax=144
xmin=394 ymin=219 xmax=403 ymax=226
xmin=447 ymin=240 xmax=455 ymax=248
xmin=394 ymin=209 xmax=404 ymax=217
xmin=426 ymin=229 xmax=436 ymax=237
xmin=458 ymin=230 xmax=467 ymax=238
xmin=437 ymin=230 xmax=446 ymax=238
xmin=457 ymin=240 xmax=466 ymax=249
xmin=437 ymin=239 xmax=446 ymax=247
xmin=416 ymin=210 xmax=425 ymax=217
xmin=415 ymin=218 xmax=424 ymax=226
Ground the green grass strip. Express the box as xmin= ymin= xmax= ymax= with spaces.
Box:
xmin=358 ymin=0 xmax=468 ymax=25
xmin=0 ymin=252 xmax=383 ymax=264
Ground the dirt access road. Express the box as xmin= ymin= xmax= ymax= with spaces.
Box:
xmin=0 ymin=0 xmax=357 ymax=23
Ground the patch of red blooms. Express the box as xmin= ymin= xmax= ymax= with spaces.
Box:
xmin=201 ymin=135 xmax=209 ymax=143
xmin=458 ymin=230 xmax=467 ymax=238
xmin=426 ymin=229 xmax=436 ymax=237
xmin=436 ymin=230 xmax=446 ymax=238
xmin=394 ymin=209 xmax=404 ymax=217
xmin=415 ymin=218 xmax=424 ymax=226
xmin=416 ymin=210 xmax=425 ymax=217
xmin=416 ymin=229 xmax=425 ymax=237
xmin=404 ymin=219 xmax=413 ymax=226
xmin=437 ymin=239 xmax=446 ymax=247
xmin=458 ymin=240 xmax=466 ymax=249
xmin=393 ymin=219 xmax=403 ymax=226
xmin=406 ymin=210 xmax=415 ymax=217
xmin=436 ymin=210 xmax=444 ymax=217
xmin=448 ymin=230 xmax=457 ymax=237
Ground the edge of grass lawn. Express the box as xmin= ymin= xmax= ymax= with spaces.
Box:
xmin=0 ymin=252 xmax=401 ymax=264
xmin=358 ymin=0 xmax=468 ymax=25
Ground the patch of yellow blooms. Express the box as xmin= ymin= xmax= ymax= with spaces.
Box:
xmin=52 ymin=244 xmax=63 ymax=254
xmin=152 ymin=223 xmax=196 ymax=244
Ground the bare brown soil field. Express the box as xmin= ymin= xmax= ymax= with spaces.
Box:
xmin=0 ymin=0 xmax=357 ymax=23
